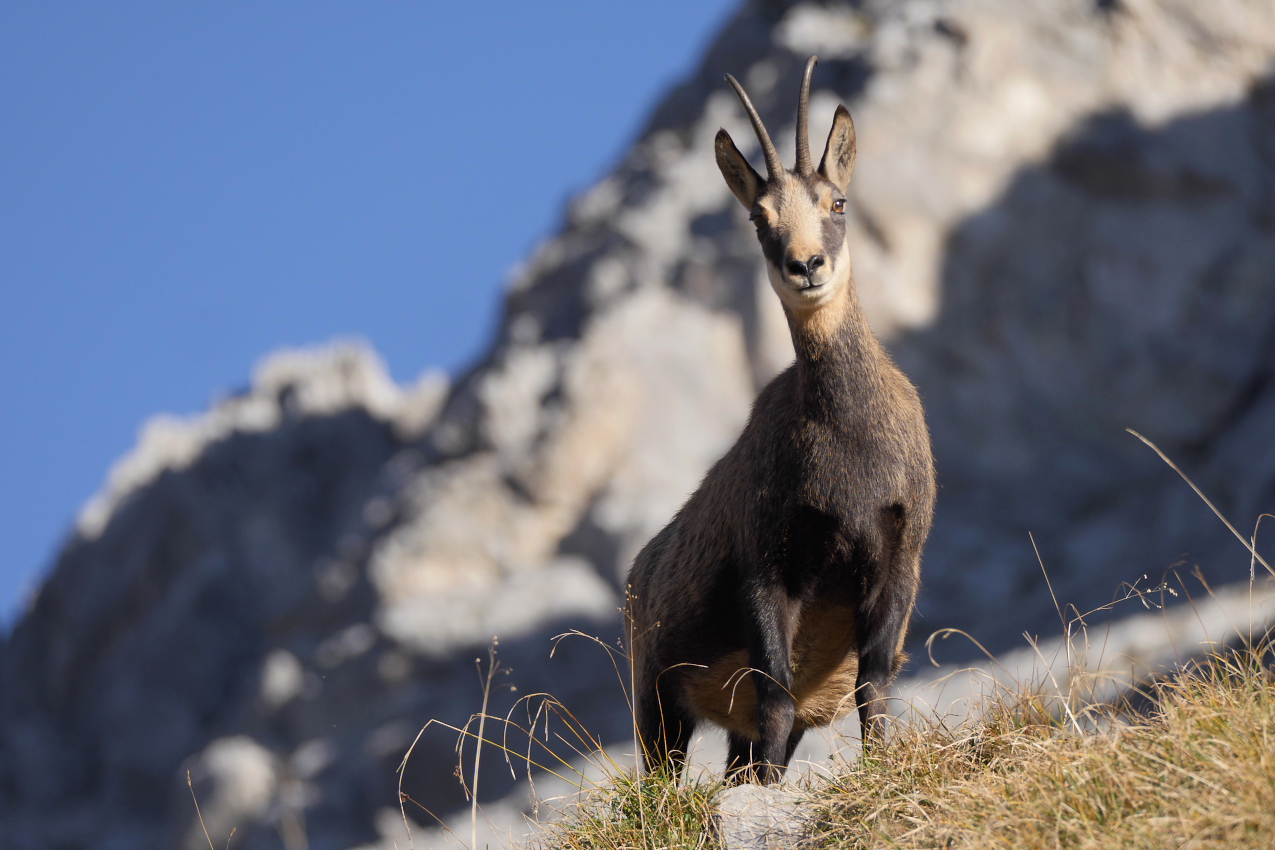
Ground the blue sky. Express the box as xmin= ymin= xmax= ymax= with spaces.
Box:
xmin=0 ymin=2 xmax=738 ymax=628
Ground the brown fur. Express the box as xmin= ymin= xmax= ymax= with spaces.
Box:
xmin=627 ymin=58 xmax=935 ymax=785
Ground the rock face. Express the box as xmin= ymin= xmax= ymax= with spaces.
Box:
xmin=3 ymin=1 xmax=1274 ymax=848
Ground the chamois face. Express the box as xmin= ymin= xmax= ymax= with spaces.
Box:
xmin=715 ymin=58 xmax=858 ymax=316
xmin=748 ymin=170 xmax=850 ymax=312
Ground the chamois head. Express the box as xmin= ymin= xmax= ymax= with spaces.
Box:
xmin=715 ymin=57 xmax=857 ymax=315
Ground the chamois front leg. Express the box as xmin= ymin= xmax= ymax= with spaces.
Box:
xmin=854 ymin=507 xmax=920 ymax=743
xmin=733 ymin=582 xmax=798 ymax=784
xmin=635 ymin=664 xmax=695 ymax=779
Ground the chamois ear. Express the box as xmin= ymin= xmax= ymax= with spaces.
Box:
xmin=715 ymin=128 xmax=764 ymax=210
xmin=818 ymin=105 xmax=857 ymax=191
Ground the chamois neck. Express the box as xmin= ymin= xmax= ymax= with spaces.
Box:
xmin=784 ymin=277 xmax=885 ymax=409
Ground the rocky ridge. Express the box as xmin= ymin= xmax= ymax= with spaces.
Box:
xmin=2 ymin=0 xmax=1274 ymax=848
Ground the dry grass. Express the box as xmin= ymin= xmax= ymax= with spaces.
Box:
xmin=805 ymin=646 xmax=1275 ymax=849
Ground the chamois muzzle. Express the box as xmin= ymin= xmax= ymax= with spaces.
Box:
xmin=786 ymin=254 xmax=826 ymax=281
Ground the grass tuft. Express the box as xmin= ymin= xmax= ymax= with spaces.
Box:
xmin=803 ymin=646 xmax=1275 ymax=849
xmin=532 ymin=769 xmax=724 ymax=850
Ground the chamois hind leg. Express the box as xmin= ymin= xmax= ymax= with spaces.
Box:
xmin=635 ymin=673 xmax=694 ymax=778
xmin=854 ymin=507 xmax=920 ymax=744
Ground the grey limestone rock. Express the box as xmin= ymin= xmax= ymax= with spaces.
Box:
xmin=714 ymin=784 xmax=814 ymax=850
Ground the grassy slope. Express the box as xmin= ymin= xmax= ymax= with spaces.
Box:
xmin=536 ymin=648 xmax=1275 ymax=850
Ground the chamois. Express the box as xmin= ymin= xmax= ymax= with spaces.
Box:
xmin=626 ymin=57 xmax=935 ymax=785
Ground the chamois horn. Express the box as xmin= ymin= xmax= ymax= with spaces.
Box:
xmin=724 ymin=72 xmax=783 ymax=180
xmin=795 ymin=56 xmax=818 ymax=176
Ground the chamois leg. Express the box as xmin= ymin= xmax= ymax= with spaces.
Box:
xmin=724 ymin=732 xmax=755 ymax=784
xmin=853 ymin=594 xmax=909 ymax=742
xmin=854 ymin=516 xmax=919 ymax=743
xmin=725 ymin=725 xmax=804 ymax=784
xmin=635 ymin=673 xmax=694 ymax=778
xmin=743 ymin=585 xmax=798 ymax=784
xmin=784 ymin=725 xmax=806 ymax=764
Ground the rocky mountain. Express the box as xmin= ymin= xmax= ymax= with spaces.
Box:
xmin=3 ymin=0 xmax=1274 ymax=848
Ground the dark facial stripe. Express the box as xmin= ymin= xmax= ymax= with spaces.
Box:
xmin=758 ymin=223 xmax=787 ymax=271
xmin=821 ymin=216 xmax=845 ymax=259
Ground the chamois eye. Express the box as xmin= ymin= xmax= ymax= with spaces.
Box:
xmin=832 ymin=198 xmax=846 ymax=214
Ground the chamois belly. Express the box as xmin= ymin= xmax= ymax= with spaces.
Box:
xmin=680 ymin=604 xmax=859 ymax=740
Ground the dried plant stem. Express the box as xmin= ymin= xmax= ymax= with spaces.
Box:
xmin=1128 ymin=429 xmax=1273 ymax=577
xmin=471 ymin=643 xmax=500 ymax=850
xmin=187 ymin=770 xmax=217 ymax=850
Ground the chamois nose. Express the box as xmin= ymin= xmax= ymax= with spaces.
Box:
xmin=785 ymin=254 xmax=825 ymax=278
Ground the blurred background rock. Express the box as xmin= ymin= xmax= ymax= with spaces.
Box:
xmin=2 ymin=1 xmax=1273 ymax=847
